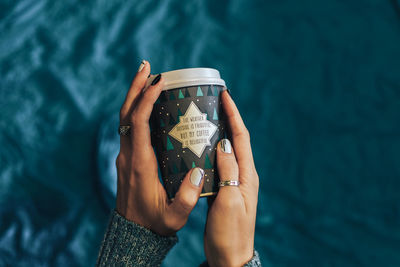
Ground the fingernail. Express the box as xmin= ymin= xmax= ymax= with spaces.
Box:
xmin=190 ymin=167 xmax=205 ymax=187
xmin=220 ymin=139 xmax=232 ymax=153
xmin=151 ymin=74 xmax=162 ymax=85
xmin=138 ymin=60 xmax=146 ymax=72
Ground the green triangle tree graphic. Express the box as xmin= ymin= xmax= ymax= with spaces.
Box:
xmin=169 ymin=91 xmax=176 ymax=100
xmin=166 ymin=136 xmax=174 ymax=151
xmin=177 ymin=108 xmax=183 ymax=121
xmin=178 ymin=89 xmax=185 ymax=99
xmin=207 ymin=85 xmax=213 ymax=96
xmin=169 ymin=114 xmax=176 ymax=125
xmin=213 ymin=85 xmax=219 ymax=96
xmin=212 ymin=107 xmax=218 ymax=120
xmin=160 ymin=118 xmax=165 ymax=127
xmin=196 ymin=86 xmax=203 ymax=97
xmin=204 ymin=154 xmax=213 ymax=169
xmin=192 ymin=161 xmax=196 ymax=168
xmin=185 ymin=88 xmax=191 ymax=97
xmin=180 ymin=159 xmax=188 ymax=173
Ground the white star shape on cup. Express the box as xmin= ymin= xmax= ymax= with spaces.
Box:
xmin=169 ymin=101 xmax=217 ymax=158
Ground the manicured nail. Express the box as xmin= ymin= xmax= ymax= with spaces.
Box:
xmin=138 ymin=60 xmax=146 ymax=72
xmin=220 ymin=139 xmax=232 ymax=153
xmin=190 ymin=167 xmax=205 ymax=187
xmin=151 ymin=74 xmax=162 ymax=85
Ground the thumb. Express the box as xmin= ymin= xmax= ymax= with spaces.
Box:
xmin=167 ymin=167 xmax=205 ymax=227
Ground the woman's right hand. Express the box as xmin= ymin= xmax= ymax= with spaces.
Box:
xmin=116 ymin=61 xmax=205 ymax=237
xmin=204 ymin=90 xmax=259 ymax=267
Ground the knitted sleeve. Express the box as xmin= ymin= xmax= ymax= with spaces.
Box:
xmin=199 ymin=250 xmax=262 ymax=267
xmin=96 ymin=209 xmax=178 ymax=267
xmin=243 ymin=251 xmax=262 ymax=267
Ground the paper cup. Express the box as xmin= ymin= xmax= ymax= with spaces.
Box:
xmin=149 ymin=68 xmax=227 ymax=199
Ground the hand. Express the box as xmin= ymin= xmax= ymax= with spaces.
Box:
xmin=116 ymin=60 xmax=205 ymax=236
xmin=204 ymin=90 xmax=259 ymax=267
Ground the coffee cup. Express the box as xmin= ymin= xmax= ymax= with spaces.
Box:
xmin=148 ymin=68 xmax=227 ymax=199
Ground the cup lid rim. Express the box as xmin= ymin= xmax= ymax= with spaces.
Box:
xmin=154 ymin=68 xmax=226 ymax=90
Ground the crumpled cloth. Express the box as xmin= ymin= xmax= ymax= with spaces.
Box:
xmin=1 ymin=0 xmax=400 ymax=266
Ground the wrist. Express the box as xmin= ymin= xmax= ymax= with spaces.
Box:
xmin=208 ymin=248 xmax=254 ymax=267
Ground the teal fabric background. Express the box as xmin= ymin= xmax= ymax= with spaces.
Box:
xmin=1 ymin=0 xmax=400 ymax=266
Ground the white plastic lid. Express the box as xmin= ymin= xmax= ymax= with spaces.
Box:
xmin=147 ymin=68 xmax=226 ymax=91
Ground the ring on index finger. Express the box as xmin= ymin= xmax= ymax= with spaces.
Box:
xmin=118 ymin=125 xmax=131 ymax=136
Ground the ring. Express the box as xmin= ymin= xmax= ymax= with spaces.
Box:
xmin=218 ymin=180 xmax=240 ymax=187
xmin=118 ymin=125 xmax=131 ymax=136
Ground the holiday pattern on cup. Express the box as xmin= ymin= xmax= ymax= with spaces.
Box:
xmin=149 ymin=84 xmax=226 ymax=199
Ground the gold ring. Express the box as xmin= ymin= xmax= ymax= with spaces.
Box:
xmin=218 ymin=180 xmax=240 ymax=187
xmin=118 ymin=125 xmax=131 ymax=136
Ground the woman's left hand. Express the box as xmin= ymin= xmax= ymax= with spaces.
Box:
xmin=203 ymin=90 xmax=259 ymax=267
xmin=116 ymin=60 xmax=205 ymax=236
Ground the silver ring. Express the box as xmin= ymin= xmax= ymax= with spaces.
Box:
xmin=218 ymin=180 xmax=240 ymax=187
xmin=118 ymin=125 xmax=131 ymax=136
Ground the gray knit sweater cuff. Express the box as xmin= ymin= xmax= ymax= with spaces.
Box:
xmin=96 ymin=209 xmax=178 ymax=267
xmin=244 ymin=250 xmax=262 ymax=267
xmin=199 ymin=250 xmax=261 ymax=267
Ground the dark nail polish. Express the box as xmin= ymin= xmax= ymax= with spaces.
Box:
xmin=151 ymin=74 xmax=161 ymax=85
xmin=148 ymin=74 xmax=151 ymax=78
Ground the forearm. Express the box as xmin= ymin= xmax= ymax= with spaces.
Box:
xmin=96 ymin=209 xmax=178 ymax=267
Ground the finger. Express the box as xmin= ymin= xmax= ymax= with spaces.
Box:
xmin=166 ymin=167 xmax=205 ymax=230
xmin=145 ymin=74 xmax=156 ymax=88
xmin=217 ymin=139 xmax=239 ymax=182
xmin=216 ymin=139 xmax=240 ymax=195
xmin=120 ymin=60 xmax=151 ymax=121
xmin=221 ymin=89 xmax=255 ymax=184
xmin=130 ymin=74 xmax=164 ymax=149
xmin=214 ymin=138 xmax=246 ymax=214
